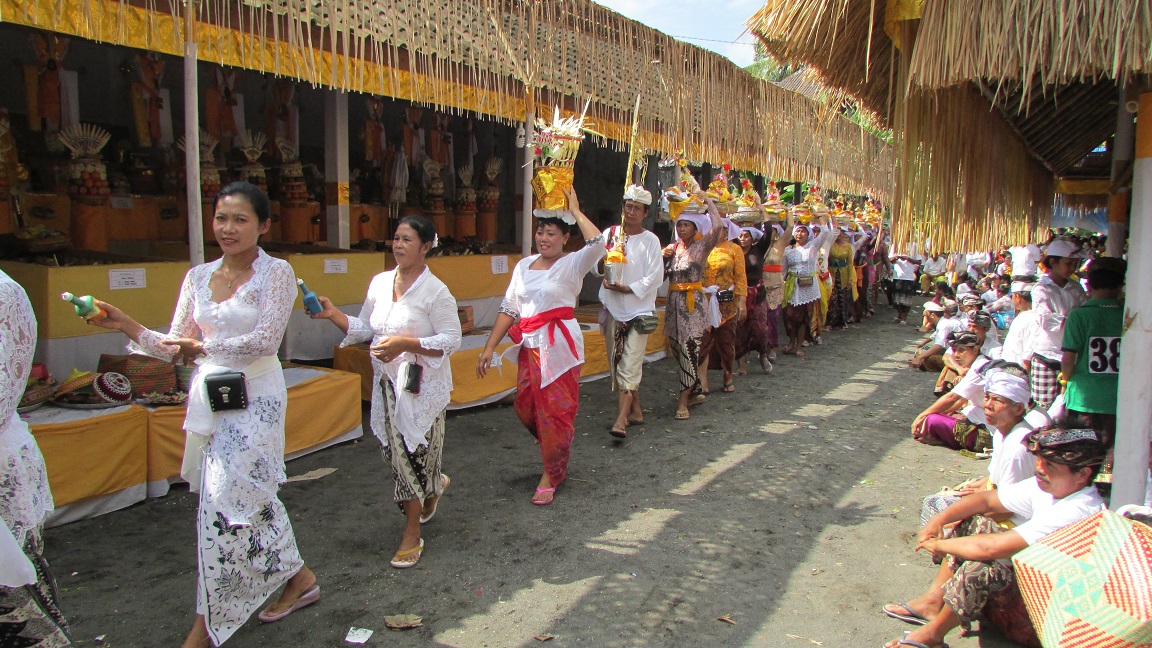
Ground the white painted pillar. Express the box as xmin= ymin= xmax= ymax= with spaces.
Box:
xmin=1111 ymin=91 xmax=1152 ymax=508
xmin=518 ymin=115 xmax=534 ymax=257
xmin=1108 ymin=86 xmax=1135 ymax=258
xmin=324 ymin=91 xmax=350 ymax=249
xmin=183 ymin=1 xmax=204 ymax=266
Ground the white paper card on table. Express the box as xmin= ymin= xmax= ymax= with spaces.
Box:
xmin=109 ymin=196 xmax=134 ymax=210
xmin=108 ymin=269 xmax=147 ymax=290
xmin=490 ymin=255 xmax=508 ymax=274
xmin=345 ymin=627 xmax=373 ymax=644
xmin=324 ymin=259 xmax=349 ymax=274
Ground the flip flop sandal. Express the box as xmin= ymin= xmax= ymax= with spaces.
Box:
xmin=891 ymin=631 xmax=946 ymax=648
xmin=609 ymin=424 xmax=628 ymax=438
xmin=390 ymin=538 xmax=425 ymax=568
xmin=883 ymin=603 xmax=929 ymax=626
xmin=627 ymin=417 xmax=645 ymax=426
xmin=420 ymin=474 xmax=450 ymax=524
xmin=687 ymin=394 xmax=706 ymax=407
xmin=257 ymin=584 xmax=320 ymax=622
xmin=532 ymin=487 xmax=556 ymax=505
xmin=674 ymin=408 xmax=690 ymax=420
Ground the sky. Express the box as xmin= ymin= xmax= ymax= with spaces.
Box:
xmin=591 ymin=0 xmax=763 ymax=68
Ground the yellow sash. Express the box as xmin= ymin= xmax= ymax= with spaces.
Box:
xmin=669 ymin=281 xmax=704 ymax=313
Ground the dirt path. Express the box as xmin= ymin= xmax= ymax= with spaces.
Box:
xmin=48 ymin=314 xmax=1019 ymax=647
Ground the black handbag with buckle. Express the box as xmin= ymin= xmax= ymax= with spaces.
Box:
xmin=717 ymin=289 xmax=735 ymax=303
xmin=205 ymin=372 xmax=248 ymax=411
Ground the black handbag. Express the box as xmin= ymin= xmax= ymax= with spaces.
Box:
xmin=205 ymin=372 xmax=248 ymax=411
xmin=716 ymin=289 xmax=735 ymax=302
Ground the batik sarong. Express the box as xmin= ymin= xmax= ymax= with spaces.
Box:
xmin=380 ymin=380 xmax=446 ymax=505
xmin=0 ymin=533 xmax=72 ymax=647
xmin=736 ymin=285 xmax=777 ymax=356
xmin=514 ymin=346 xmax=580 ymax=487
xmin=668 ymin=337 xmax=702 ymax=394
xmin=701 ymin=318 xmax=737 ymax=373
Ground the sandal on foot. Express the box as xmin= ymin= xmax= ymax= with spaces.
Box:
xmin=609 ymin=423 xmax=628 ymax=438
xmin=722 ymin=379 xmax=736 ymax=393
xmin=627 ymin=416 xmax=645 ymax=426
xmin=420 ymin=474 xmax=450 ymax=524
xmin=390 ymin=538 xmax=425 ymax=568
xmin=674 ymin=408 xmax=690 ymax=420
xmin=687 ymin=394 xmax=706 ymax=407
xmin=532 ymin=487 xmax=556 ymax=506
xmin=887 ymin=631 xmax=945 ymax=648
xmin=257 ymin=584 xmax=320 ymax=622
xmin=882 ymin=603 xmax=929 ymax=626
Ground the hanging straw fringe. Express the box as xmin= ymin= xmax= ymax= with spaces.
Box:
xmin=9 ymin=0 xmax=893 ymax=198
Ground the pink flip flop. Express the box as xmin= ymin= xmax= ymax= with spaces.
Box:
xmin=532 ymin=487 xmax=556 ymax=506
xmin=257 ymin=584 xmax=320 ymax=623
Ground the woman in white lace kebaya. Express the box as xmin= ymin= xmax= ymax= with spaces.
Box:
xmin=310 ymin=215 xmax=460 ymax=569
xmin=476 ymin=188 xmax=605 ymax=506
xmin=0 ymin=270 xmax=73 ymax=646
xmin=91 ymin=183 xmax=318 ymax=647
xmin=781 ymin=212 xmax=831 ymax=356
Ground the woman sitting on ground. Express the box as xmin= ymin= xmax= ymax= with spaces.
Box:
xmin=910 ymin=331 xmax=992 ymax=451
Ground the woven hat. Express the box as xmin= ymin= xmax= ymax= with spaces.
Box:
xmin=92 ymin=372 xmax=133 ymax=403
xmin=55 ymin=369 xmax=97 ymax=396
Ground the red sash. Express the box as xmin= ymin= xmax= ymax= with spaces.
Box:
xmin=509 ymin=307 xmax=578 ymax=356
xmin=763 ymin=264 xmax=783 ymax=272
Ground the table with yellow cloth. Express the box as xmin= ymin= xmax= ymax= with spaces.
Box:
xmin=26 ymin=403 xmax=151 ymax=527
xmin=333 ymin=310 xmax=667 ymax=409
xmin=144 ymin=365 xmax=363 ymax=497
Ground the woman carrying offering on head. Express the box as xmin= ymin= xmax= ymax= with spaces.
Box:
xmin=780 ymin=209 xmax=831 ymax=356
xmin=308 ymin=215 xmax=460 ymax=569
xmin=662 ymin=193 xmax=725 ymax=419
xmin=476 ymin=188 xmax=605 ymax=506
xmin=89 ymin=182 xmax=318 ymax=647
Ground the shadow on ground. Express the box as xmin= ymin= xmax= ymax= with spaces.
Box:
xmin=48 ymin=314 xmax=1020 ymax=647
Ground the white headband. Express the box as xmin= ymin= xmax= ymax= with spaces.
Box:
xmin=623 ymin=184 xmax=653 ymax=205
xmin=741 ymin=226 xmax=764 ymax=241
xmin=985 ymin=371 xmax=1030 ymax=405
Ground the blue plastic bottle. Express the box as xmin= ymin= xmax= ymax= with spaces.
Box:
xmin=297 ymin=279 xmax=323 ymax=315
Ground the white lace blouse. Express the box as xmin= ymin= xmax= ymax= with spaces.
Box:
xmin=782 ymin=227 xmax=831 ymax=306
xmin=500 ymin=236 xmax=606 ymax=387
xmin=0 ymin=270 xmax=54 ymax=585
xmin=340 ymin=267 xmax=461 ymax=451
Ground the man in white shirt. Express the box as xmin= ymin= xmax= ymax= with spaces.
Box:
xmin=919 ymin=253 xmax=948 ymax=294
xmin=1008 ymin=243 xmax=1042 ymax=279
xmin=600 ymin=185 xmax=664 ymax=439
xmin=1000 ymin=281 xmax=1037 ymax=365
xmin=910 ymin=300 xmax=961 ymax=373
xmin=1028 ymin=239 xmax=1087 ymax=408
xmin=882 ymin=428 xmax=1107 ymax=648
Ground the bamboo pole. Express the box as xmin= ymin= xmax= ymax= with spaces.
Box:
xmin=184 ymin=0 xmax=204 ymax=267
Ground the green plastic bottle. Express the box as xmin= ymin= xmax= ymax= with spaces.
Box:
xmin=61 ymin=292 xmax=107 ymax=321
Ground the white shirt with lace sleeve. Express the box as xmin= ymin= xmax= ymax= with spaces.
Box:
xmin=0 ymin=270 xmax=54 ymax=565
xmin=340 ymin=267 xmax=461 ymax=451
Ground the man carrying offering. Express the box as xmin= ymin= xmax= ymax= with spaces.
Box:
xmin=601 ymin=184 xmax=663 ymax=438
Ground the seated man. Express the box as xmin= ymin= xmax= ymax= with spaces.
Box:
xmin=909 ymin=300 xmax=961 ymax=373
xmin=911 ymin=332 xmax=990 ymax=450
xmin=920 ymin=368 xmax=1036 ymax=526
xmin=937 ymin=311 xmax=1001 ymax=393
xmin=883 ymin=428 xmax=1107 ymax=648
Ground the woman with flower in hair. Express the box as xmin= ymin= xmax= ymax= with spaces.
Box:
xmin=310 ymin=214 xmax=461 ymax=569
xmin=476 ymin=188 xmax=605 ymax=506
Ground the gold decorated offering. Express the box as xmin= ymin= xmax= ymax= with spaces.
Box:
xmin=530 ymin=104 xmax=593 ymax=210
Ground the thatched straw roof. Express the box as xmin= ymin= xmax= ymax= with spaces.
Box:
xmin=4 ymin=0 xmax=893 ymax=197
xmin=747 ymin=0 xmax=1146 ymax=251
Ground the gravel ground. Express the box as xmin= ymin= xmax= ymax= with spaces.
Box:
xmin=47 ymin=311 xmax=1020 ymax=647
